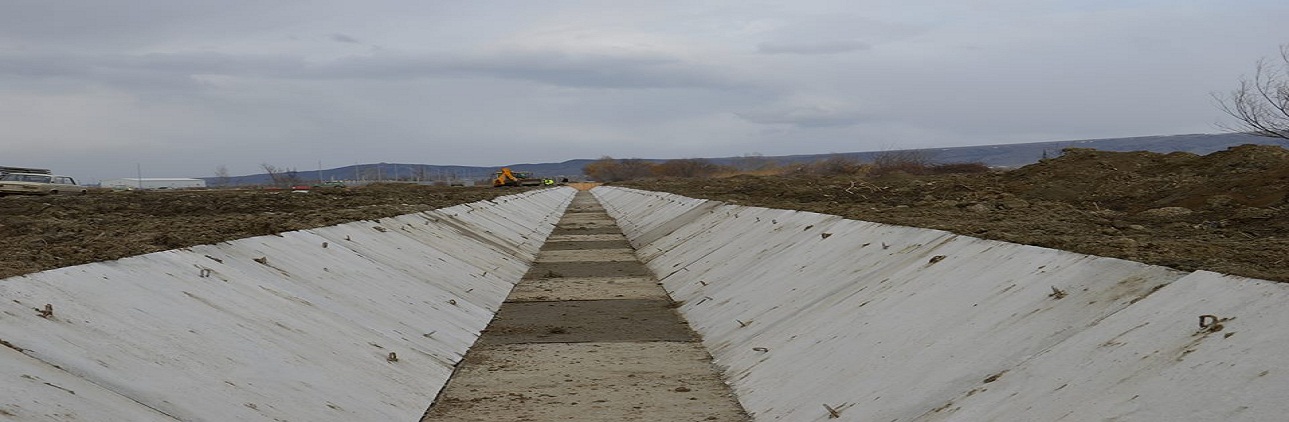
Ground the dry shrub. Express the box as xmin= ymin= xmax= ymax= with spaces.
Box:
xmin=789 ymin=155 xmax=869 ymax=176
xmin=584 ymin=157 xmax=656 ymax=182
xmin=653 ymin=158 xmax=724 ymax=178
xmin=870 ymin=150 xmax=933 ymax=176
xmin=929 ymin=162 xmax=991 ymax=174
xmin=714 ymin=167 xmax=787 ymax=177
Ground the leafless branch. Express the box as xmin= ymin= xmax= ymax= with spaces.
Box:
xmin=1215 ymin=45 xmax=1289 ymax=140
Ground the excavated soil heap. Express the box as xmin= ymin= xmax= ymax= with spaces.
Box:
xmin=621 ymin=144 xmax=1289 ymax=282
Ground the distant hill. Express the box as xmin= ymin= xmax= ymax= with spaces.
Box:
xmin=906 ymin=133 xmax=1288 ymax=168
xmin=204 ymin=133 xmax=1289 ymax=185
xmin=730 ymin=133 xmax=1289 ymax=169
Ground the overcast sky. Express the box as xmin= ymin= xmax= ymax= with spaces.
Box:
xmin=3 ymin=0 xmax=1287 ymax=182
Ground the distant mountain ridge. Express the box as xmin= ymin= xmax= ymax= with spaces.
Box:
xmin=205 ymin=133 xmax=1289 ymax=185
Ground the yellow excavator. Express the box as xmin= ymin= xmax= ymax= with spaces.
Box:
xmin=492 ymin=168 xmax=544 ymax=187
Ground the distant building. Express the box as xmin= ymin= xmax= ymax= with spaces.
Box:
xmin=101 ymin=178 xmax=207 ymax=190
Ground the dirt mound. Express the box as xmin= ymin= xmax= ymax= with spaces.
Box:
xmin=0 ymin=184 xmax=520 ymax=279
xmin=1006 ymin=144 xmax=1289 ymax=211
xmin=621 ymin=144 xmax=1289 ymax=282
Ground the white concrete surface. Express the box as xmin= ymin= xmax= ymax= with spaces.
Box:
xmin=917 ymin=271 xmax=1289 ymax=422
xmin=593 ymin=186 xmax=1289 ymax=422
xmin=0 ymin=346 xmax=177 ymax=421
xmin=0 ymin=187 xmax=574 ymax=421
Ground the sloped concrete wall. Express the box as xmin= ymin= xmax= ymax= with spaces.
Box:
xmin=0 ymin=187 xmax=575 ymax=421
xmin=593 ymin=186 xmax=1289 ymax=422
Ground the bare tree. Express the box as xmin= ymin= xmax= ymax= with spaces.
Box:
xmin=284 ymin=169 xmax=302 ymax=186
xmin=214 ymin=165 xmax=231 ymax=187
xmin=261 ymin=163 xmax=302 ymax=188
xmin=1215 ymin=44 xmax=1289 ymax=140
xmin=261 ymin=163 xmax=281 ymax=186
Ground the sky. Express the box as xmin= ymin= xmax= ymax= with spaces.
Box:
xmin=2 ymin=0 xmax=1287 ymax=182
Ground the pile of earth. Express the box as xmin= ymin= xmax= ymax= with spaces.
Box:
xmin=620 ymin=144 xmax=1289 ymax=282
xmin=0 ymin=184 xmax=523 ymax=279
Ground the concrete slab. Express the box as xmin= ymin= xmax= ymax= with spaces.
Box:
xmin=557 ymin=213 xmax=616 ymax=224
xmin=420 ymin=342 xmax=748 ymax=422
xmin=540 ymin=240 xmax=632 ymax=250
xmin=536 ymin=248 xmax=637 ymax=263
xmin=478 ymin=300 xmax=696 ymax=345
xmin=546 ymin=234 xmax=627 ymax=242
xmin=507 ymin=277 xmax=667 ymax=301
xmin=525 ymin=261 xmax=652 ymax=279
xmin=550 ymin=226 xmax=623 ymax=235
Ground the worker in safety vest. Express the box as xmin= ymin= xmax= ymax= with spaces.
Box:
xmin=543 ymin=179 xmax=555 ymax=185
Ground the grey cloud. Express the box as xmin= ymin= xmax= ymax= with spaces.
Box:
xmin=306 ymin=50 xmax=747 ymax=90
xmin=736 ymin=106 xmax=867 ymax=128
xmin=0 ymin=51 xmax=303 ymax=78
xmin=0 ymin=48 xmax=741 ymax=92
xmin=463 ymin=53 xmax=737 ymax=89
xmin=0 ymin=51 xmax=305 ymax=94
xmin=329 ymin=33 xmax=361 ymax=44
xmin=757 ymin=40 xmax=871 ymax=55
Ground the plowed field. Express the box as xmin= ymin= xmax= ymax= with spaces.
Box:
xmin=0 ymin=184 xmax=522 ymax=279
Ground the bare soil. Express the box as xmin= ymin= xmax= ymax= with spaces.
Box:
xmin=4 ymin=144 xmax=1286 ymax=283
xmin=0 ymin=184 xmax=528 ymax=279
xmin=620 ymin=145 xmax=1289 ymax=282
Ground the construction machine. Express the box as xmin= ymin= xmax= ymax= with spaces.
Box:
xmin=492 ymin=168 xmax=543 ymax=187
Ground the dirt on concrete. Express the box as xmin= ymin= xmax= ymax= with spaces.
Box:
xmin=0 ymin=184 xmax=526 ymax=279
xmin=619 ymin=144 xmax=1289 ymax=282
